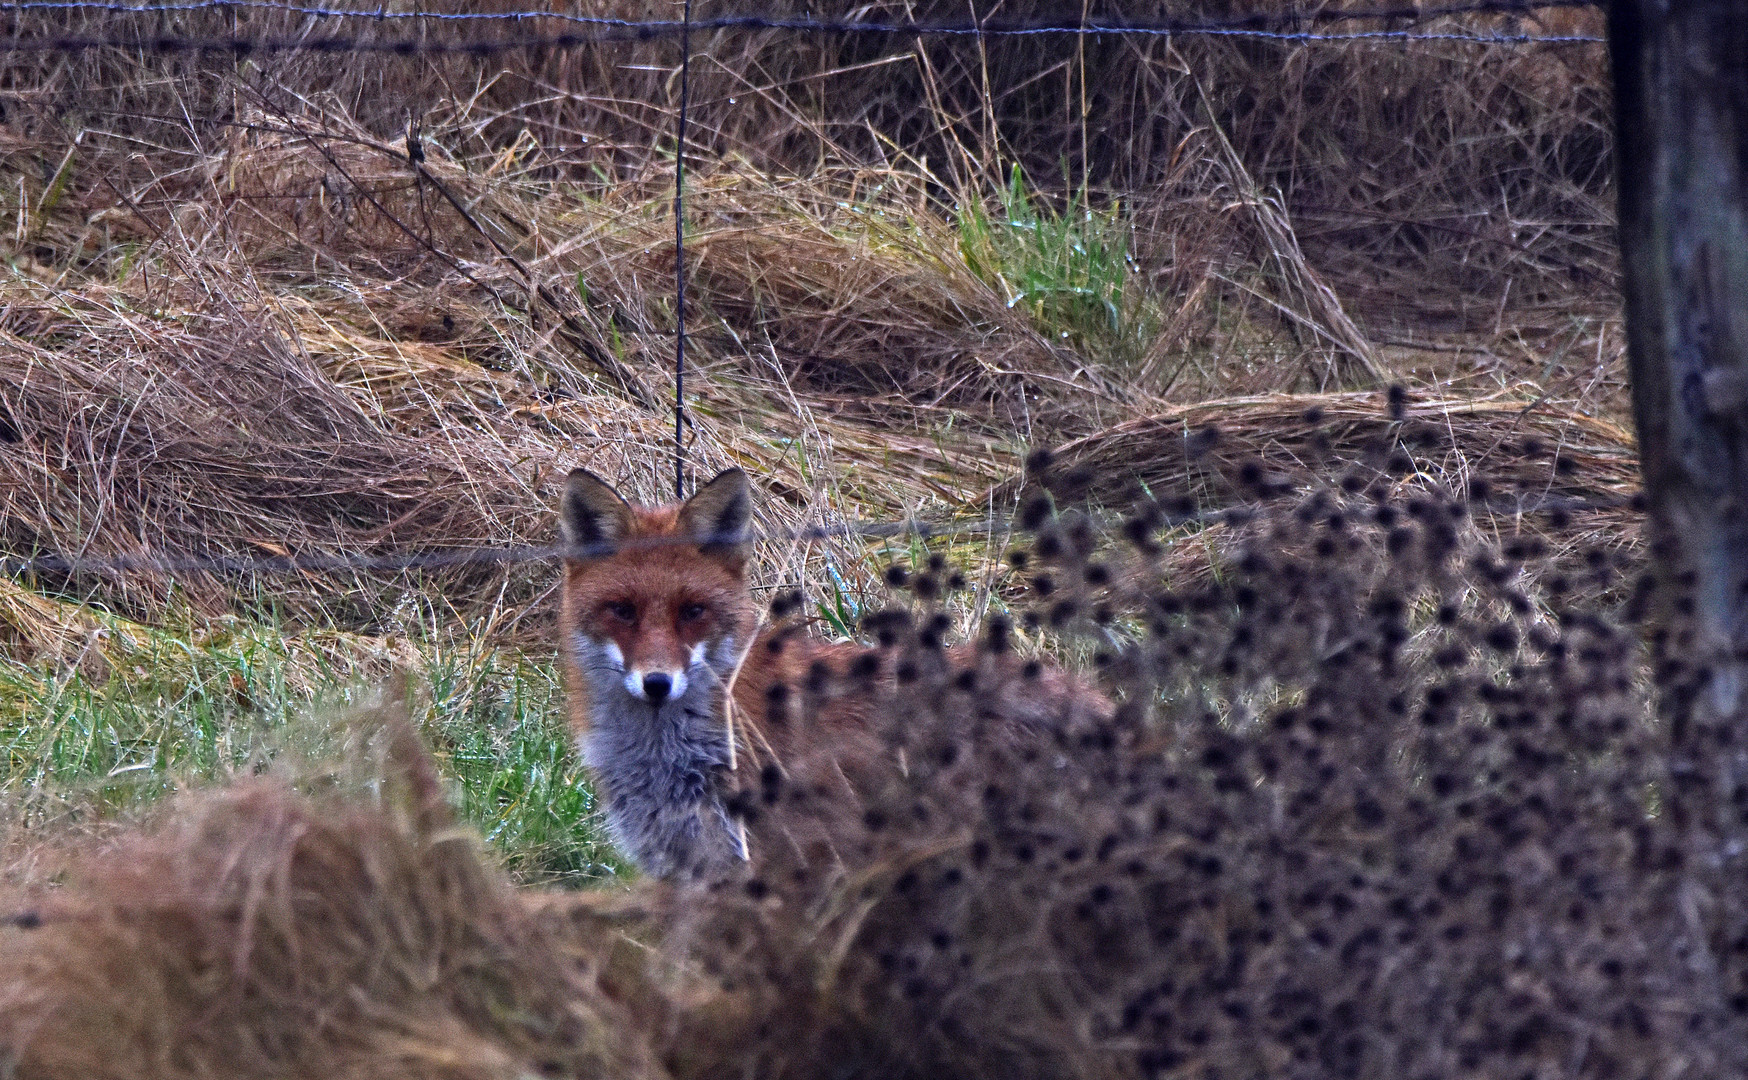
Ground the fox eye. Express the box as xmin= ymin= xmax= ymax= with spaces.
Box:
xmin=606 ymin=601 xmax=637 ymax=622
xmin=678 ymin=602 xmax=707 ymax=622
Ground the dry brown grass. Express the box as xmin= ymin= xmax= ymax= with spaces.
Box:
xmin=1032 ymin=388 xmax=1636 ymax=513
xmin=0 ymin=4 xmax=1631 ymax=647
xmin=0 ymin=6 xmax=1703 ymax=1077
xmin=0 ymin=706 xmax=669 ymax=1080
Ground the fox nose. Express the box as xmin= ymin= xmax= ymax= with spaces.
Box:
xmin=642 ymin=672 xmax=672 ymax=705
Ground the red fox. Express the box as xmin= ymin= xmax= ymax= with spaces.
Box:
xmin=557 ymin=467 xmax=1109 ymax=879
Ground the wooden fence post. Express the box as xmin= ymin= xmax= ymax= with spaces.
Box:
xmin=1610 ymin=0 xmax=1748 ymax=721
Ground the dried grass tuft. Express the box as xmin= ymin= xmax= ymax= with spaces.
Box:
xmin=0 ymin=705 xmax=667 ymax=1080
xmin=1034 ymin=388 xmax=1638 ymax=509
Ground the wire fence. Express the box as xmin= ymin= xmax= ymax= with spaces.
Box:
xmin=0 ymin=0 xmax=1608 ymax=48
xmin=0 ymin=28 xmax=1606 ymax=52
xmin=0 ymin=486 xmax=1641 ymax=580
xmin=0 ymin=0 xmax=1603 ymax=23
xmin=0 ymin=0 xmax=1625 ymax=585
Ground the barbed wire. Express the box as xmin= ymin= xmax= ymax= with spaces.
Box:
xmin=0 ymin=0 xmax=1604 ymax=24
xmin=0 ymin=29 xmax=1610 ymax=54
xmin=0 ymin=520 xmax=1011 ymax=578
xmin=0 ymin=0 xmax=1608 ymax=51
xmin=0 ymin=489 xmax=1642 ymax=580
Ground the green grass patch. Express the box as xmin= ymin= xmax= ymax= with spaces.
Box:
xmin=0 ymin=613 xmax=625 ymax=886
xmin=416 ymin=640 xmax=628 ymax=884
xmin=957 ymin=165 xmax=1161 ymax=370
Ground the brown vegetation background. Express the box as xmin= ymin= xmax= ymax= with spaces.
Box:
xmin=7 ymin=5 xmax=1710 ymax=1079
xmin=0 ymin=0 xmax=1620 ymax=641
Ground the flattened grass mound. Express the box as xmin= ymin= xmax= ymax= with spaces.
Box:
xmin=0 ymin=715 xmax=665 ymax=1080
xmin=9 ymin=0 xmax=1613 ymax=326
xmin=0 ymin=279 xmax=547 ymax=619
xmin=1024 ymin=389 xmax=1641 ymax=551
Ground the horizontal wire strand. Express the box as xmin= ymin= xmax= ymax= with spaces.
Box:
xmin=0 ymin=491 xmax=1642 ymax=579
xmin=0 ymin=30 xmax=1607 ymax=52
xmin=0 ymin=0 xmax=1602 ymax=28
xmin=0 ymin=0 xmax=1608 ymax=49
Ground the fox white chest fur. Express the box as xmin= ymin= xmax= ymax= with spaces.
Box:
xmin=569 ymin=629 xmax=746 ymax=878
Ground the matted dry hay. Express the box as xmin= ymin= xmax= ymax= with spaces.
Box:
xmin=0 ymin=274 xmax=568 ymax=619
xmin=981 ymin=390 xmax=1641 ymax=597
xmin=0 ymin=713 xmax=668 ymax=1080
xmin=4 ymin=0 xmax=1611 ymax=324
xmin=1 ymin=0 xmax=1621 ymax=410
xmin=1028 ymin=389 xmax=1638 ymax=510
xmin=181 ymin=105 xmax=1128 ymax=430
xmin=0 ymin=98 xmax=1113 ymax=637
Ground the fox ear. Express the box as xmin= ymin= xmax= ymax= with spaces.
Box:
xmin=676 ymin=468 xmax=753 ymax=567
xmin=560 ymin=469 xmax=635 ymax=556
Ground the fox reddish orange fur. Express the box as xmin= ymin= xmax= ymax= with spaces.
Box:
xmin=558 ymin=467 xmax=1107 ymax=879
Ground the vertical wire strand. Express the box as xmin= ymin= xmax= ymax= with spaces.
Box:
xmin=673 ymin=0 xmax=692 ymax=500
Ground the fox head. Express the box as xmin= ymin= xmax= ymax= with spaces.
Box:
xmin=558 ymin=467 xmax=759 ymax=718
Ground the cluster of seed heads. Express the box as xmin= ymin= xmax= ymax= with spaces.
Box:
xmin=664 ymin=412 xmax=1743 ymax=1080
xmin=882 ymin=552 xmax=970 ymax=603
